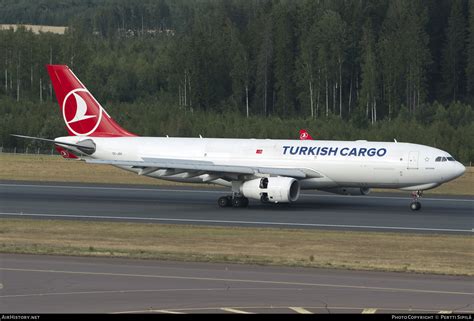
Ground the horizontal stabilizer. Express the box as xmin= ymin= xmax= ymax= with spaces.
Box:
xmin=11 ymin=134 xmax=96 ymax=153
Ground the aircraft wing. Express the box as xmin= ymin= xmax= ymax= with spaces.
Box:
xmin=86 ymin=157 xmax=322 ymax=179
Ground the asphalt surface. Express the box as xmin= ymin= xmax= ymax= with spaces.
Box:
xmin=0 ymin=181 xmax=473 ymax=234
xmin=0 ymin=254 xmax=472 ymax=314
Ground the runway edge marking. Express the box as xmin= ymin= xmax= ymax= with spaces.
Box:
xmin=221 ymin=308 xmax=254 ymax=314
xmin=289 ymin=307 xmax=313 ymax=314
xmin=114 ymin=309 xmax=185 ymax=314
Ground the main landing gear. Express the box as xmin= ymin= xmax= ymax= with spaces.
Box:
xmin=410 ymin=190 xmax=423 ymax=211
xmin=218 ymin=195 xmax=249 ymax=208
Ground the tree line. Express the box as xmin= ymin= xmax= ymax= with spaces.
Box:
xmin=0 ymin=0 xmax=473 ymax=163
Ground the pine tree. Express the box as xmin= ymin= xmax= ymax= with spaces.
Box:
xmin=273 ymin=3 xmax=296 ymax=116
xmin=316 ymin=10 xmax=347 ymax=117
xmin=441 ymin=0 xmax=467 ymax=102
xmin=230 ymin=27 xmax=251 ymax=117
xmin=359 ymin=21 xmax=378 ymax=124
xmin=466 ymin=0 xmax=474 ymax=99
xmin=296 ymin=25 xmax=318 ymax=118
xmin=255 ymin=14 xmax=273 ymax=116
xmin=379 ymin=0 xmax=430 ymax=116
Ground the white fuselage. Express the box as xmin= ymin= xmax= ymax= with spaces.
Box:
xmin=57 ymin=136 xmax=466 ymax=191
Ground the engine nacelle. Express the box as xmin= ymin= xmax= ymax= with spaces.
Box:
xmin=240 ymin=177 xmax=300 ymax=203
xmin=321 ymin=187 xmax=371 ymax=196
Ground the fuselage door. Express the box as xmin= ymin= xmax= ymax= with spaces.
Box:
xmin=407 ymin=151 xmax=419 ymax=169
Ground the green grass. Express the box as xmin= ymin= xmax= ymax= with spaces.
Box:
xmin=0 ymin=153 xmax=194 ymax=186
xmin=0 ymin=218 xmax=472 ymax=276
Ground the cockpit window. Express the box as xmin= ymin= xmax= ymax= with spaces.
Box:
xmin=442 ymin=157 xmax=447 ymax=162
xmin=435 ymin=156 xmax=442 ymax=162
xmin=447 ymin=157 xmax=455 ymax=161
xmin=435 ymin=156 xmax=450 ymax=162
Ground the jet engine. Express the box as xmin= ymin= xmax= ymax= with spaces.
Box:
xmin=240 ymin=177 xmax=300 ymax=203
xmin=320 ymin=187 xmax=371 ymax=196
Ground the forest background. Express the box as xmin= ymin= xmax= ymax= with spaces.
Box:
xmin=0 ymin=0 xmax=473 ymax=163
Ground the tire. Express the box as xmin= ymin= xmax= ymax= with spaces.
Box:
xmin=415 ymin=201 xmax=421 ymax=210
xmin=218 ymin=196 xmax=230 ymax=207
xmin=232 ymin=197 xmax=243 ymax=208
xmin=410 ymin=202 xmax=421 ymax=211
xmin=241 ymin=197 xmax=249 ymax=208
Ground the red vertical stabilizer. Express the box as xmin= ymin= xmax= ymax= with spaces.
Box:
xmin=299 ymin=129 xmax=314 ymax=140
xmin=46 ymin=64 xmax=136 ymax=137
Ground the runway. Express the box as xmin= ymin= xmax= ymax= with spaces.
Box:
xmin=0 ymin=254 xmax=472 ymax=313
xmin=0 ymin=181 xmax=472 ymax=234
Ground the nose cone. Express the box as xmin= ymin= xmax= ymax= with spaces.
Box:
xmin=452 ymin=162 xmax=466 ymax=179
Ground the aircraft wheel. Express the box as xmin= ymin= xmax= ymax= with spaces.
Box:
xmin=410 ymin=201 xmax=421 ymax=211
xmin=218 ymin=196 xmax=231 ymax=208
xmin=232 ymin=197 xmax=244 ymax=208
xmin=241 ymin=197 xmax=249 ymax=208
xmin=415 ymin=202 xmax=421 ymax=210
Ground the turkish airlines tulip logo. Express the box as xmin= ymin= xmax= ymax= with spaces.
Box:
xmin=300 ymin=132 xmax=308 ymax=139
xmin=62 ymin=89 xmax=103 ymax=136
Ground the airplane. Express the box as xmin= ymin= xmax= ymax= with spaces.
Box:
xmin=55 ymin=145 xmax=78 ymax=159
xmin=299 ymin=129 xmax=314 ymax=140
xmin=13 ymin=65 xmax=466 ymax=211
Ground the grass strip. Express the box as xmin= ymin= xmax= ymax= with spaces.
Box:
xmin=0 ymin=218 xmax=472 ymax=276
xmin=0 ymin=153 xmax=190 ymax=186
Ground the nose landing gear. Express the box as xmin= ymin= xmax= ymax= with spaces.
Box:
xmin=410 ymin=190 xmax=423 ymax=211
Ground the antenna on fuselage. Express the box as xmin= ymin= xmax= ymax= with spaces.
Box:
xmin=394 ymin=138 xmax=398 ymax=143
